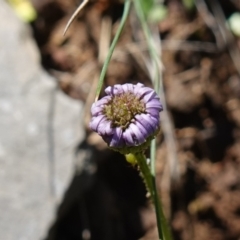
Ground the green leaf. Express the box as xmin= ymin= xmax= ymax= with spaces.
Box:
xmin=139 ymin=0 xmax=154 ymax=17
xmin=148 ymin=5 xmax=168 ymax=23
xmin=182 ymin=0 xmax=195 ymax=10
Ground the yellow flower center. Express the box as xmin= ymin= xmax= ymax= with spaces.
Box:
xmin=103 ymin=92 xmax=146 ymax=129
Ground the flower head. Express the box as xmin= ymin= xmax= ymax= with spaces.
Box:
xmin=90 ymin=83 xmax=163 ymax=154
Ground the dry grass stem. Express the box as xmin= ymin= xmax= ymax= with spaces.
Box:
xmin=208 ymin=0 xmax=240 ymax=78
xmin=152 ymin=27 xmax=180 ymax=185
xmin=98 ymin=16 xmax=112 ymax=64
xmin=63 ymin=0 xmax=89 ymax=35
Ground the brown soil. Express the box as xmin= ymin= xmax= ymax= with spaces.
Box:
xmin=30 ymin=0 xmax=240 ymax=239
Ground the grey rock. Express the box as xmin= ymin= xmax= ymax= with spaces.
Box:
xmin=0 ymin=1 xmax=83 ymax=240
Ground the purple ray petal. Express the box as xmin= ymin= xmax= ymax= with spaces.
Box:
xmin=145 ymin=99 xmax=163 ymax=111
xmin=142 ymin=90 xmax=158 ymax=102
xmin=122 ymin=128 xmax=134 ymax=146
xmin=135 ymin=114 xmax=154 ymax=133
xmin=133 ymin=83 xmax=144 ymax=96
xmin=122 ymin=83 xmax=134 ymax=93
xmin=135 ymin=86 xmax=152 ymax=99
xmin=97 ymin=119 xmax=114 ymax=135
xmin=148 ymin=114 xmax=159 ymax=127
xmin=109 ymin=127 xmax=123 ymax=147
xmin=91 ymin=96 xmax=111 ymax=116
xmin=112 ymin=84 xmax=124 ymax=95
xmin=91 ymin=105 xmax=104 ymax=117
xmin=146 ymin=108 xmax=160 ymax=118
xmin=129 ymin=123 xmax=145 ymax=145
xmin=135 ymin=114 xmax=159 ymax=134
xmin=105 ymin=86 xmax=113 ymax=96
xmin=127 ymin=83 xmax=134 ymax=93
xmin=94 ymin=96 xmax=111 ymax=107
xmin=134 ymin=120 xmax=149 ymax=139
xmin=122 ymin=84 xmax=129 ymax=93
xmin=89 ymin=115 xmax=106 ymax=131
xmin=136 ymin=83 xmax=144 ymax=87
xmin=105 ymin=84 xmax=124 ymax=96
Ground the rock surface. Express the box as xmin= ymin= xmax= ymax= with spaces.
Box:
xmin=0 ymin=1 xmax=83 ymax=240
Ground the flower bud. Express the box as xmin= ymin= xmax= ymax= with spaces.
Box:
xmin=90 ymin=83 xmax=163 ymax=154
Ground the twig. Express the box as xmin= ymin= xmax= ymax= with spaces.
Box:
xmin=161 ymin=40 xmax=218 ymax=52
xmin=195 ymin=0 xmax=224 ymax=49
xmin=84 ymin=17 xmax=112 ymax=129
xmin=207 ymin=0 xmax=240 ymax=78
xmin=63 ymin=0 xmax=89 ymax=35
xmin=196 ymin=0 xmax=240 ymax=78
xmin=98 ymin=16 xmax=112 ymax=64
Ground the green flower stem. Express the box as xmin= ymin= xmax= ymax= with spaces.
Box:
xmin=132 ymin=1 xmax=172 ymax=239
xmin=133 ymin=0 xmax=161 ymax=91
xmin=134 ymin=152 xmax=172 ymax=240
xmin=95 ymin=0 xmax=131 ymax=100
xmin=150 ymin=145 xmax=172 ymax=240
xmin=134 ymin=153 xmax=154 ymax=196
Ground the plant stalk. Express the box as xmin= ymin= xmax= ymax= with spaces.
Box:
xmin=134 ymin=152 xmax=172 ymax=240
xmin=95 ymin=0 xmax=131 ymax=100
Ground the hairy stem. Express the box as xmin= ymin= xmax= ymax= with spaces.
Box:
xmin=134 ymin=152 xmax=172 ymax=240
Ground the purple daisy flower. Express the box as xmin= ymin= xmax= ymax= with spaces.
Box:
xmin=90 ymin=83 xmax=163 ymax=153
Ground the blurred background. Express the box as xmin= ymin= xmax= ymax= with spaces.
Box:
xmin=1 ymin=0 xmax=240 ymax=239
